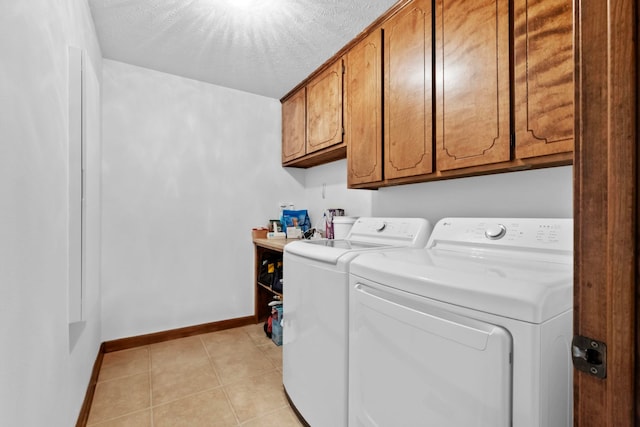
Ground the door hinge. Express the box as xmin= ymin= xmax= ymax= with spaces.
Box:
xmin=572 ymin=335 xmax=607 ymax=379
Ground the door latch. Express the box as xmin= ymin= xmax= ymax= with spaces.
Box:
xmin=572 ymin=335 xmax=607 ymax=379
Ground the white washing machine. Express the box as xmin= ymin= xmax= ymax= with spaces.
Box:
xmin=283 ymin=217 xmax=433 ymax=427
xmin=348 ymin=218 xmax=573 ymax=427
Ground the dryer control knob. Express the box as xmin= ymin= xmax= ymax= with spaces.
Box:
xmin=375 ymin=222 xmax=387 ymax=232
xmin=485 ymin=224 xmax=506 ymax=240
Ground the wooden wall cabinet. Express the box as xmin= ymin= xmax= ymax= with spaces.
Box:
xmin=281 ymin=88 xmax=306 ymax=163
xmin=283 ymin=0 xmax=574 ymax=184
xmin=384 ymin=0 xmax=433 ymax=181
xmin=346 ymin=0 xmax=432 ymax=188
xmin=281 ymin=58 xmax=346 ymax=168
xmin=435 ymin=0 xmax=511 ymax=172
xmin=306 ymin=59 xmax=344 ymax=154
xmin=513 ymin=0 xmax=574 ymax=159
xmin=345 ymin=29 xmax=383 ymax=187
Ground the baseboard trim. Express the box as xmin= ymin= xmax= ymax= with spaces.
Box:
xmin=75 ymin=342 xmax=105 ymax=427
xmin=75 ymin=315 xmax=257 ymax=426
xmin=103 ymin=315 xmax=256 ymax=353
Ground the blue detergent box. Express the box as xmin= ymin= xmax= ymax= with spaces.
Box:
xmin=271 ymin=306 xmax=283 ymax=346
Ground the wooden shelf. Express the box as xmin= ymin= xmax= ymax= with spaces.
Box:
xmin=257 ymin=281 xmax=283 ymax=297
xmin=253 ymin=238 xmax=297 ymax=322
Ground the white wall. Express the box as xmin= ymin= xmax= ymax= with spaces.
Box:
xmin=301 ymin=159 xmax=374 ymax=231
xmin=371 ymin=166 xmax=573 ymax=223
xmin=0 ymin=1 xmax=103 ymax=426
xmin=300 ymin=162 xmax=571 ymax=231
xmin=101 ymin=60 xmax=306 ymax=341
xmin=100 ymin=56 xmax=572 ymax=344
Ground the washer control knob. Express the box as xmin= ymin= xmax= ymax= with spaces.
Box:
xmin=485 ymin=224 xmax=506 ymax=240
xmin=375 ymin=222 xmax=387 ymax=232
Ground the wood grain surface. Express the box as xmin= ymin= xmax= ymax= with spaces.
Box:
xmin=281 ymin=88 xmax=306 ymax=163
xmin=514 ymin=0 xmax=574 ymax=159
xmin=384 ymin=0 xmax=433 ymax=180
xmin=346 ymin=29 xmax=383 ymax=186
xmin=306 ymin=59 xmax=344 ymax=153
xmin=435 ymin=0 xmax=511 ymax=171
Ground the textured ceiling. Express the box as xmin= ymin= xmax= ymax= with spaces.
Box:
xmin=88 ymin=0 xmax=399 ymax=99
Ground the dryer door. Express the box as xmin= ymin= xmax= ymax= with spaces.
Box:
xmin=349 ymin=280 xmax=512 ymax=427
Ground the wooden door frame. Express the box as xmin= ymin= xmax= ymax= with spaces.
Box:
xmin=574 ymin=0 xmax=638 ymax=425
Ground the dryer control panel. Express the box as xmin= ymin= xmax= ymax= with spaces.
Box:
xmin=427 ymin=218 xmax=573 ymax=256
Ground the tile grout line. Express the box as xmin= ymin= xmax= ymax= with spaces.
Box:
xmin=200 ymin=334 xmax=242 ymax=426
xmin=147 ymin=338 xmax=224 ymax=408
xmin=199 ymin=335 xmax=223 ymax=386
xmin=94 ymin=349 xmax=150 ymax=385
xmin=147 ymin=337 xmax=252 ymax=410
xmin=238 ymin=403 xmax=291 ymax=426
xmin=87 ymin=409 xmax=151 ymax=427
xmin=86 ymin=369 xmax=152 ymax=425
xmin=148 ymin=345 xmax=154 ymax=427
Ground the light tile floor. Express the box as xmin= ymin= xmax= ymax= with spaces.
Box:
xmin=87 ymin=324 xmax=304 ymax=426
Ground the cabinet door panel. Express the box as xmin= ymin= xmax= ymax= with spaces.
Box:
xmin=514 ymin=0 xmax=573 ymax=159
xmin=435 ymin=0 xmax=511 ymax=171
xmin=282 ymin=88 xmax=306 ymax=163
xmin=385 ymin=0 xmax=433 ymax=179
xmin=346 ymin=30 xmax=383 ymax=186
xmin=306 ymin=60 xmax=343 ymax=153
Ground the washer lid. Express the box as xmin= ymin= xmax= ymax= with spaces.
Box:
xmin=349 ymin=248 xmax=573 ymax=324
xmin=303 ymin=239 xmax=383 ymax=250
xmin=284 ymin=217 xmax=433 ymax=264
xmin=285 ymin=239 xmax=391 ymax=264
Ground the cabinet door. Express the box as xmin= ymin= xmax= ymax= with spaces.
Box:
xmin=435 ymin=0 xmax=511 ymax=171
xmin=346 ymin=30 xmax=383 ymax=187
xmin=306 ymin=59 xmax=344 ymax=154
xmin=384 ymin=0 xmax=433 ymax=180
xmin=514 ymin=0 xmax=573 ymax=159
xmin=282 ymin=88 xmax=306 ymax=163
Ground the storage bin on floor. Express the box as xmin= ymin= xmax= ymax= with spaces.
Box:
xmin=272 ymin=306 xmax=283 ymax=346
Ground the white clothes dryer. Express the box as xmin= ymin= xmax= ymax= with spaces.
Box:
xmin=348 ymin=218 xmax=573 ymax=427
xmin=283 ymin=217 xmax=433 ymax=427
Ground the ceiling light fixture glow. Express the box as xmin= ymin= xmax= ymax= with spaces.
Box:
xmin=225 ymin=0 xmax=266 ymax=12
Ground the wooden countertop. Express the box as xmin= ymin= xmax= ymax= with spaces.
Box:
xmin=253 ymin=238 xmax=298 ymax=252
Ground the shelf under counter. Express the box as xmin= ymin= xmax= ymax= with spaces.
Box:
xmin=252 ymin=237 xmax=298 ymax=322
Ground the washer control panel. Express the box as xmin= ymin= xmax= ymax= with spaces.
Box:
xmin=347 ymin=217 xmax=433 ymax=247
xmin=428 ymin=218 xmax=573 ymax=253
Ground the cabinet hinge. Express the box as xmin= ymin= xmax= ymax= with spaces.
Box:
xmin=572 ymin=335 xmax=607 ymax=379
